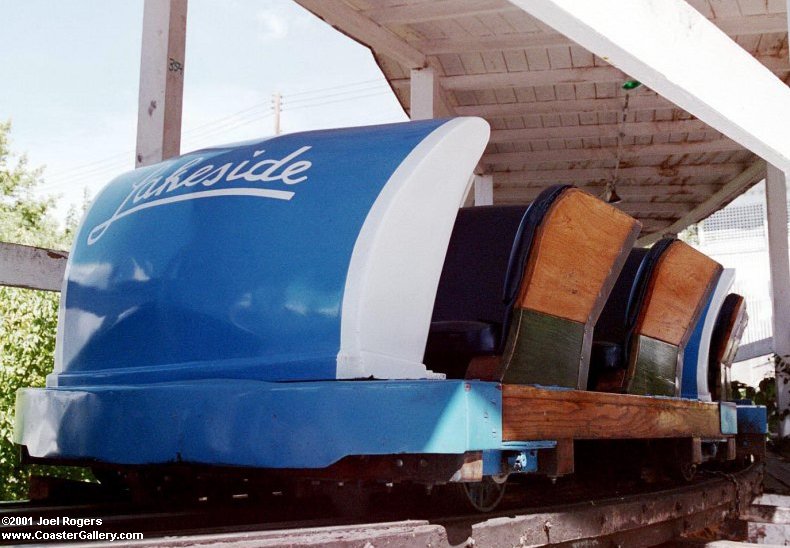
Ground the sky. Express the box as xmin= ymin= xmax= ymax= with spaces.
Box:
xmin=0 ymin=0 xmax=408 ymax=221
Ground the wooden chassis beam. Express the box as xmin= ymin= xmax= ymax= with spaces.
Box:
xmin=0 ymin=242 xmax=68 ymax=292
xmin=512 ymin=0 xmax=790 ymax=172
xmin=502 ymin=384 xmax=727 ymax=440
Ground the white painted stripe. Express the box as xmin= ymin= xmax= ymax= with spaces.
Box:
xmin=337 ymin=117 xmax=490 ymax=379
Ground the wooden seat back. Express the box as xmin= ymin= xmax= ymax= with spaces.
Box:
xmin=493 ymin=188 xmax=642 ymax=389
xmin=622 ymin=241 xmax=722 ymax=396
xmin=708 ymin=293 xmax=748 ymax=401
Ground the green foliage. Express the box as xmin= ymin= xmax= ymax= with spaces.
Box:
xmin=0 ymin=121 xmax=90 ymax=500
xmin=732 ymin=375 xmax=781 ymax=433
xmin=678 ymin=223 xmax=700 ymax=246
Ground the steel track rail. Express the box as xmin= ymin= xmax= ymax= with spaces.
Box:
xmin=0 ymin=463 xmax=763 ymax=547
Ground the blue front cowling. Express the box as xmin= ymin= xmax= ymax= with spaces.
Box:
xmin=53 ymin=121 xmax=447 ymax=387
xmin=15 ymin=380 xmax=506 ymax=468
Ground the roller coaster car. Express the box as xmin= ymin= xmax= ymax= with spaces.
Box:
xmin=13 ymin=118 xmax=766 ymax=511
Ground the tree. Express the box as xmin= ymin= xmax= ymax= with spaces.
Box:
xmin=0 ymin=121 xmax=84 ymax=500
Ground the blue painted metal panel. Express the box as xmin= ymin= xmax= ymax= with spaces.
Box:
xmin=736 ymin=404 xmax=768 ymax=434
xmin=54 ymin=120 xmax=447 ymax=387
xmin=16 ymin=380 xmax=508 ymax=468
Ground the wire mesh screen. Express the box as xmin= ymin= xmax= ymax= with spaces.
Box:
xmin=684 ymin=182 xmax=774 ymax=348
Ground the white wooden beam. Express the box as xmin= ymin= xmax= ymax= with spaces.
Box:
xmin=637 ymin=160 xmax=766 ymax=245
xmin=294 ymin=0 xmax=426 ymax=69
xmin=767 ymin=163 xmax=790 ymax=437
xmin=484 ymin=137 xmax=741 ymax=166
xmin=414 ymin=13 xmax=789 ymax=54
xmin=0 ymin=242 xmax=68 ymax=292
xmin=135 ymin=0 xmax=188 ymax=168
xmin=410 ymin=67 xmax=436 ymax=120
xmin=474 ymin=174 xmax=494 ymax=206
xmin=510 ymin=0 xmax=790 ymax=172
xmin=735 ymin=337 xmax=774 ymax=363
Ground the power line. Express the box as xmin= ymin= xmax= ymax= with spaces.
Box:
xmin=284 ymin=77 xmax=382 ymax=99
xmin=284 ymin=82 xmax=388 ymax=105
xmin=285 ymin=90 xmax=392 ymax=112
xmin=40 ymin=80 xmax=394 ymax=191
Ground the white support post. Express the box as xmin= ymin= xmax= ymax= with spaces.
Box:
xmin=474 ymin=174 xmax=493 ymax=206
xmin=767 ymin=164 xmax=790 ymax=437
xmin=410 ymin=67 xmax=437 ymax=120
xmin=135 ymin=0 xmax=188 ymax=168
xmin=512 ymin=0 xmax=790 ymax=173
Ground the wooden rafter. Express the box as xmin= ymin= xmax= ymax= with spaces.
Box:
xmin=637 ymin=160 xmax=767 ymax=245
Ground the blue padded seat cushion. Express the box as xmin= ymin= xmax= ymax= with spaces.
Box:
xmin=424 ymin=185 xmax=571 ymax=377
xmin=426 ymin=321 xmax=499 ymax=356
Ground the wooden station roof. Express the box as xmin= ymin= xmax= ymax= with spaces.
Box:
xmin=295 ymin=0 xmax=788 ymax=237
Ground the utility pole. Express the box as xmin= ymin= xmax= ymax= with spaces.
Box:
xmin=273 ymin=92 xmax=281 ymax=135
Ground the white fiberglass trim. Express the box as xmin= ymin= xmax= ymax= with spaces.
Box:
xmin=696 ymin=269 xmax=735 ymax=401
xmin=337 ymin=117 xmax=490 ymax=379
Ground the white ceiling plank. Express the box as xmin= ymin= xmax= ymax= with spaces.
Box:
xmin=363 ymin=0 xmax=515 ymax=25
xmin=484 ymin=137 xmax=742 ymax=165
xmin=492 ymin=163 xmax=746 ymax=183
xmin=495 ymin=185 xmax=723 ymax=203
xmin=394 ymin=65 xmax=627 ymax=90
xmin=390 ymin=52 xmax=788 ymax=91
xmin=489 ymin=118 xmax=711 ymax=142
xmin=510 ymin=0 xmax=790 ymax=171
xmin=294 ymin=0 xmax=426 ymax=69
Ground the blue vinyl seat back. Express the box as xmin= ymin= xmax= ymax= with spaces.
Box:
xmin=589 ymin=238 xmax=676 ymax=388
xmin=424 ymin=185 xmax=570 ymax=378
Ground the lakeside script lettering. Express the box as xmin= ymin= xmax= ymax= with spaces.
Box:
xmin=87 ymin=145 xmax=312 ymax=245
